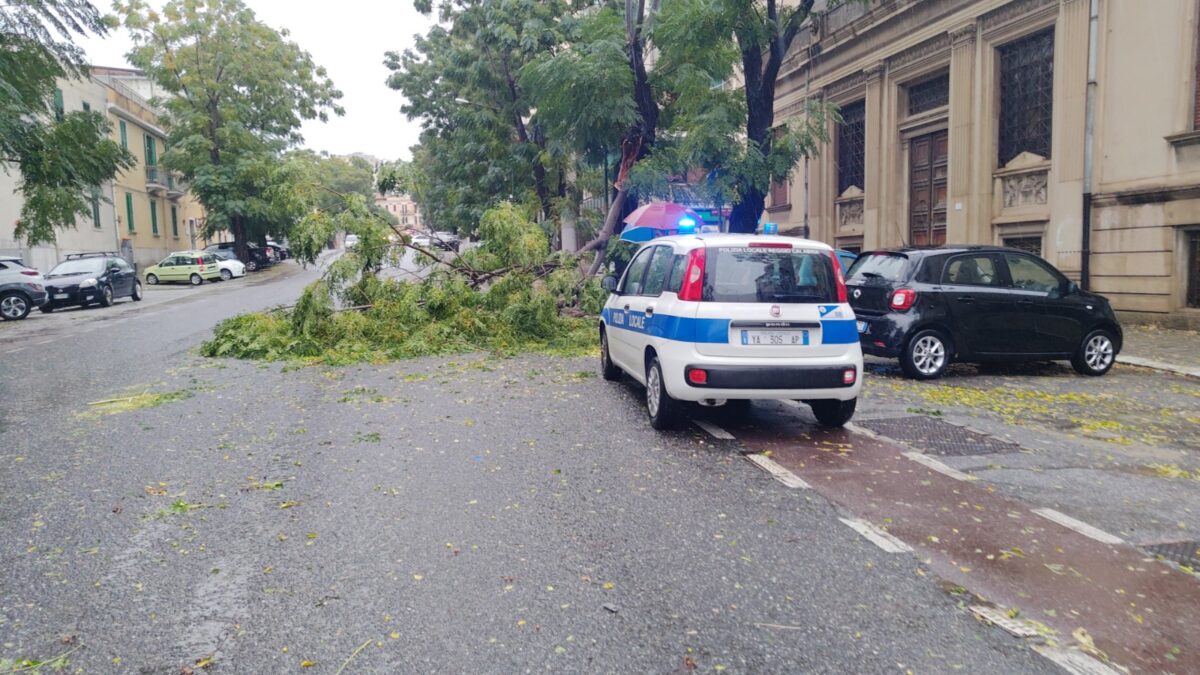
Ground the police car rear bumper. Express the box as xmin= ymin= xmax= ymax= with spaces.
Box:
xmin=684 ymin=364 xmax=855 ymax=390
xmin=658 ymin=349 xmax=862 ymax=402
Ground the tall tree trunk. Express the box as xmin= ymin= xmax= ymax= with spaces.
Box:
xmin=578 ymin=18 xmax=657 ymax=258
xmin=232 ymin=215 xmax=248 ymax=264
xmin=729 ymin=83 xmax=774 ymax=233
xmin=729 ymin=0 xmax=816 ymax=234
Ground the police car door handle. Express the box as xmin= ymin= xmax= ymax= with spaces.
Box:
xmin=623 ymin=304 xmax=631 ymax=311
xmin=644 ymin=305 xmax=654 ymax=316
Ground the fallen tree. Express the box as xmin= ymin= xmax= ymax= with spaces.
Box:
xmin=201 ymin=201 xmax=607 ymax=364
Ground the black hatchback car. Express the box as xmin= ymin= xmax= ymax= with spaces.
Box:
xmin=42 ymin=252 xmax=143 ymax=312
xmin=204 ymin=242 xmax=273 ymax=271
xmin=847 ymin=246 xmax=1122 ymax=379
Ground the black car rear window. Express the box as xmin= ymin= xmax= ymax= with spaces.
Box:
xmin=845 ymin=253 xmax=912 ymax=283
xmin=703 ymin=246 xmax=837 ymax=303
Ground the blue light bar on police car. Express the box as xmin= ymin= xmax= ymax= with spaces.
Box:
xmin=677 ymin=216 xmax=697 ymax=234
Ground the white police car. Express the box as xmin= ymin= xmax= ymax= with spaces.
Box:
xmin=599 ymin=233 xmax=863 ymax=429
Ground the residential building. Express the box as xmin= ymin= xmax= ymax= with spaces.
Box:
xmin=95 ymin=70 xmax=206 ymax=270
xmin=768 ymin=0 xmax=1200 ymax=326
xmin=0 ymin=77 xmax=123 ymax=271
xmin=376 ymin=193 xmax=424 ymax=230
xmin=0 ymin=68 xmax=206 ymax=272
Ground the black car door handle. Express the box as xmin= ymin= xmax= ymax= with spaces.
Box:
xmin=623 ymin=304 xmax=630 ymax=311
xmin=956 ymin=296 xmax=975 ymax=303
xmin=645 ymin=306 xmax=654 ymax=316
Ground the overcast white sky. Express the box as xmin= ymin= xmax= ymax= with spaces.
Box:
xmin=78 ymin=0 xmax=433 ymax=162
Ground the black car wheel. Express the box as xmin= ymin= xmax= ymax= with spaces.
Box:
xmin=246 ymin=259 xmax=258 ymax=272
xmin=0 ymin=292 xmax=31 ymax=320
xmin=809 ymin=398 xmax=857 ymax=427
xmin=901 ymin=328 xmax=951 ymax=380
xmin=221 ymin=269 xmax=233 ymax=281
xmin=646 ymin=356 xmax=680 ymax=430
xmin=189 ymin=273 xmax=203 ymax=286
xmin=600 ymin=329 xmax=622 ymax=381
xmin=131 ymin=281 xmax=143 ymax=302
xmin=146 ymin=273 xmax=159 ymax=285
xmin=1071 ymin=329 xmax=1116 ymax=376
xmin=98 ymin=285 xmax=114 ymax=307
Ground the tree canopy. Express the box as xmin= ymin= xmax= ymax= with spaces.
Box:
xmin=116 ymin=0 xmax=343 ymax=258
xmin=1 ymin=0 xmax=134 ymax=245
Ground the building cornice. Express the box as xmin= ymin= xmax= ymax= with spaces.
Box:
xmin=107 ymin=104 xmax=168 ymax=139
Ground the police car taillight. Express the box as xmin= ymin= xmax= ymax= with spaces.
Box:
xmin=843 ymin=367 xmax=857 ymax=385
xmin=828 ymin=250 xmax=848 ymax=303
xmin=677 ymin=247 xmax=706 ymax=301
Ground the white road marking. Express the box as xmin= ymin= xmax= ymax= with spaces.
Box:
xmin=743 ymin=453 xmax=811 ymax=489
xmin=693 ymin=419 xmax=735 ymax=440
xmin=5 ymin=347 xmax=24 ymax=353
xmin=969 ymin=605 xmax=1040 ymax=638
xmin=35 ymin=339 xmax=54 ymax=345
xmin=1032 ymin=645 xmax=1127 ymax=675
xmin=902 ymin=451 xmax=977 ymax=481
xmin=1032 ymin=508 xmax=1124 ymax=545
xmin=838 ymin=517 xmax=913 ymax=553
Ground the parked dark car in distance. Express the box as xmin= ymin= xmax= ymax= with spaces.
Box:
xmin=847 ymin=246 xmax=1122 ymax=379
xmin=41 ymin=252 xmax=142 ymax=312
xmin=204 ymin=242 xmax=273 ymax=271
xmin=430 ymin=231 xmax=460 ymax=252
xmin=0 ymin=256 xmax=48 ymax=320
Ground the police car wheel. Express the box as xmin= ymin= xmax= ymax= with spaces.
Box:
xmin=646 ymin=356 xmax=680 ymax=430
xmin=810 ymin=398 xmax=857 ymax=427
xmin=599 ymin=329 xmax=621 ymax=381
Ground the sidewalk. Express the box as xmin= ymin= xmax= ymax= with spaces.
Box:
xmin=1118 ymin=325 xmax=1200 ymax=378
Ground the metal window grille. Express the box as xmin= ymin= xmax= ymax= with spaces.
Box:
xmin=908 ymin=74 xmax=949 ymax=116
xmin=998 ymin=28 xmax=1054 ymax=165
xmin=1003 ymin=236 xmax=1043 ymax=257
xmin=1188 ymin=230 xmax=1200 ymax=308
xmin=837 ymin=100 xmax=866 ymax=194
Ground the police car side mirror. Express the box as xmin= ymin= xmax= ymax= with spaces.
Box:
xmin=601 ymin=275 xmax=618 ymax=293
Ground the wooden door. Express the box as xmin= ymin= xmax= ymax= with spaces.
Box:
xmin=909 ymin=130 xmax=948 ymax=247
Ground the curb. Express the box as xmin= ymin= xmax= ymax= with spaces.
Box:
xmin=1116 ymin=354 xmax=1200 ymax=379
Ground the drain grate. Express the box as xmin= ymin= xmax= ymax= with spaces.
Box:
xmin=857 ymin=416 xmax=1021 ymax=456
xmin=1141 ymin=540 xmax=1200 ymax=567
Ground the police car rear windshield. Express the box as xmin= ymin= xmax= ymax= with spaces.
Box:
xmin=704 ymin=247 xmax=838 ymax=304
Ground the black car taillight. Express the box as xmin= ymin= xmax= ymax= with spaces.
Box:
xmin=890 ymin=288 xmax=917 ymax=311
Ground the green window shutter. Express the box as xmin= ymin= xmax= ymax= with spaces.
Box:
xmin=150 ymin=199 xmax=158 ymax=235
xmin=171 ymin=206 xmax=179 ymax=237
xmin=91 ymin=189 xmax=101 ymax=228
xmin=125 ymin=193 xmax=135 ymax=233
xmin=145 ymin=134 xmax=156 ymax=166
xmin=53 ymin=88 xmax=64 ymax=121
xmin=119 ymin=121 xmax=127 ymax=149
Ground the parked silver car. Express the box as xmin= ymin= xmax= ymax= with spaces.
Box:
xmin=0 ymin=256 xmax=48 ymax=320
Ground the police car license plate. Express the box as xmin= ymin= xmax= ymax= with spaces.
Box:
xmin=741 ymin=329 xmax=809 ymax=346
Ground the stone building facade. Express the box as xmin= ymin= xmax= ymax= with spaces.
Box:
xmin=769 ymin=0 xmax=1200 ymax=326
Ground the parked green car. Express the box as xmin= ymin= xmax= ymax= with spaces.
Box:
xmin=144 ymin=251 xmax=223 ymax=286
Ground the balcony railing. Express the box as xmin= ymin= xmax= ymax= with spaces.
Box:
xmin=146 ymin=165 xmax=187 ymax=199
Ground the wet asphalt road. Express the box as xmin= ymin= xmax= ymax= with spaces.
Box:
xmin=2 ymin=264 xmax=1065 ymax=673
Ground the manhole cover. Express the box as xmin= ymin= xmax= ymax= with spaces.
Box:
xmin=1141 ymin=540 xmax=1200 ymax=567
xmin=857 ymin=416 xmax=1021 ymax=456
